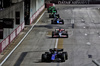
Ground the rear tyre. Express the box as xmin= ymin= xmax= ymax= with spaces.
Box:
xmin=62 ymin=20 xmax=64 ymax=24
xmin=49 ymin=15 xmax=51 ymax=18
xmin=55 ymin=10 xmax=57 ymax=13
xmin=56 ymin=11 xmax=57 ymax=13
xmin=51 ymin=20 xmax=53 ymax=24
xmin=61 ymin=53 xmax=66 ymax=62
xmin=52 ymin=15 xmax=54 ymax=18
xmin=63 ymin=52 xmax=68 ymax=60
xmin=52 ymin=32 xmax=54 ymax=38
xmin=58 ymin=14 xmax=60 ymax=18
xmin=62 ymin=22 xmax=64 ymax=24
xmin=66 ymin=34 xmax=68 ymax=38
xmin=48 ymin=10 xmax=50 ymax=13
xmin=42 ymin=54 xmax=47 ymax=62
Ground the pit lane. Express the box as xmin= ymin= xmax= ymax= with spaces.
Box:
xmin=2 ymin=5 xmax=100 ymax=66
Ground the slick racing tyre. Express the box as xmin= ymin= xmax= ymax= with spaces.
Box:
xmin=58 ymin=14 xmax=60 ymax=18
xmin=63 ymin=52 xmax=68 ymax=60
xmin=61 ymin=53 xmax=66 ymax=62
xmin=51 ymin=20 xmax=53 ymax=24
xmin=66 ymin=34 xmax=68 ymax=38
xmin=52 ymin=32 xmax=54 ymax=38
xmin=62 ymin=22 xmax=64 ymax=24
xmin=42 ymin=54 xmax=47 ymax=62
xmin=61 ymin=20 xmax=64 ymax=24
xmin=49 ymin=14 xmax=52 ymax=18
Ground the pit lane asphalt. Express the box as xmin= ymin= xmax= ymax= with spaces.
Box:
xmin=3 ymin=5 xmax=100 ymax=66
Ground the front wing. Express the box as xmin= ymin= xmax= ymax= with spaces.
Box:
xmin=52 ymin=34 xmax=68 ymax=38
xmin=52 ymin=21 xmax=64 ymax=24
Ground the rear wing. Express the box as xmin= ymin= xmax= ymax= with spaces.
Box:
xmin=49 ymin=48 xmax=63 ymax=52
xmin=55 ymin=29 xmax=65 ymax=31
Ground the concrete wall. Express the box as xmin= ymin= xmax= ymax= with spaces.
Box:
xmin=0 ymin=0 xmax=45 ymax=53
xmin=36 ymin=0 xmax=44 ymax=11
xmin=30 ymin=0 xmax=36 ymax=18
xmin=0 ymin=0 xmax=45 ymax=42
xmin=30 ymin=0 xmax=44 ymax=17
xmin=0 ymin=1 xmax=24 ymax=42
xmin=11 ymin=0 xmax=23 ymax=3
xmin=30 ymin=0 xmax=44 ymax=24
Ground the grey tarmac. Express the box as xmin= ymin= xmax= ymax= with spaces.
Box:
xmin=2 ymin=5 xmax=100 ymax=66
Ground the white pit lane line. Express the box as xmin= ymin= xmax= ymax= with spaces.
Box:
xmin=0 ymin=11 xmax=45 ymax=66
xmin=92 ymin=60 xmax=100 ymax=66
xmin=55 ymin=38 xmax=58 ymax=48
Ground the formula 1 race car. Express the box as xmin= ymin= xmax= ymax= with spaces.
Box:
xmin=41 ymin=48 xmax=68 ymax=62
xmin=49 ymin=13 xmax=60 ymax=18
xmin=52 ymin=29 xmax=68 ymax=38
xmin=48 ymin=8 xmax=57 ymax=13
xmin=47 ymin=6 xmax=56 ymax=13
xmin=51 ymin=18 xmax=64 ymax=24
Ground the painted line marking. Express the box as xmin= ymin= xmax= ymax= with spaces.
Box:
xmin=0 ymin=9 xmax=45 ymax=66
xmin=47 ymin=31 xmax=52 ymax=36
xmin=57 ymin=38 xmax=64 ymax=49
xmin=85 ymin=33 xmax=88 ymax=36
xmin=54 ymin=38 xmax=64 ymax=49
xmin=55 ymin=38 xmax=58 ymax=48
xmin=92 ymin=60 xmax=100 ymax=66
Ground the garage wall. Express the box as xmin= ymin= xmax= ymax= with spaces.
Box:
xmin=11 ymin=0 xmax=23 ymax=3
xmin=30 ymin=0 xmax=36 ymax=18
xmin=0 ymin=0 xmax=45 ymax=53
xmin=36 ymin=0 xmax=44 ymax=11
xmin=30 ymin=0 xmax=44 ymax=24
xmin=0 ymin=2 xmax=24 ymax=40
xmin=30 ymin=0 xmax=44 ymax=23
xmin=0 ymin=1 xmax=25 ymax=52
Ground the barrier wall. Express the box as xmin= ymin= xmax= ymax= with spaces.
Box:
xmin=0 ymin=4 xmax=44 ymax=53
xmin=30 ymin=5 xmax=45 ymax=24
xmin=0 ymin=22 xmax=25 ymax=53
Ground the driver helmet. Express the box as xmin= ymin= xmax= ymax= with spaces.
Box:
xmin=54 ymin=48 xmax=57 ymax=51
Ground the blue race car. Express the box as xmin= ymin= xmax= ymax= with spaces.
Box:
xmin=51 ymin=18 xmax=64 ymax=24
xmin=41 ymin=48 xmax=68 ymax=62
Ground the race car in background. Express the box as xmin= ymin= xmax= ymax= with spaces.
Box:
xmin=41 ymin=48 xmax=68 ymax=62
xmin=49 ymin=13 xmax=60 ymax=18
xmin=51 ymin=17 xmax=64 ymax=24
xmin=48 ymin=8 xmax=57 ymax=13
xmin=47 ymin=6 xmax=57 ymax=13
xmin=52 ymin=28 xmax=68 ymax=38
